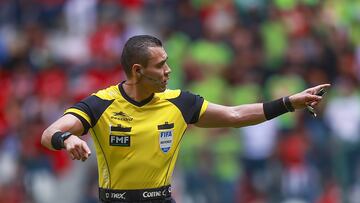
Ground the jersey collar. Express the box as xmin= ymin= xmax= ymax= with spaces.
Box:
xmin=119 ymin=81 xmax=154 ymax=107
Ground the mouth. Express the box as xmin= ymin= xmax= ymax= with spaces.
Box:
xmin=162 ymin=79 xmax=169 ymax=85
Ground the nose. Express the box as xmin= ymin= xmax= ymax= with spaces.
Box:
xmin=164 ymin=64 xmax=171 ymax=75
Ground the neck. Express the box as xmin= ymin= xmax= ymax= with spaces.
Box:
xmin=122 ymin=80 xmax=153 ymax=102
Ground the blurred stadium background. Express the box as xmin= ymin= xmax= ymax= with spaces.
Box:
xmin=0 ymin=0 xmax=359 ymax=203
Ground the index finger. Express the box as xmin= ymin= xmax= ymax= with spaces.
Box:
xmin=314 ymin=83 xmax=331 ymax=91
xmin=310 ymin=84 xmax=331 ymax=94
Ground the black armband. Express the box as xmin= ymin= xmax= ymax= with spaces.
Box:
xmin=51 ymin=131 xmax=72 ymax=150
xmin=263 ymin=97 xmax=293 ymax=120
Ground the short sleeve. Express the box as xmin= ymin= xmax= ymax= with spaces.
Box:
xmin=167 ymin=91 xmax=208 ymax=124
xmin=64 ymin=95 xmax=114 ymax=134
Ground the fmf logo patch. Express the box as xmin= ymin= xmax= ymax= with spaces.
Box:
xmin=110 ymin=135 xmax=130 ymax=146
xmin=109 ymin=125 xmax=132 ymax=147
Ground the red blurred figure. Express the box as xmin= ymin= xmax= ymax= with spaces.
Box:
xmin=36 ymin=67 xmax=67 ymax=100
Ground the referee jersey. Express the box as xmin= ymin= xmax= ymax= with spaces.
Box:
xmin=64 ymin=81 xmax=208 ymax=190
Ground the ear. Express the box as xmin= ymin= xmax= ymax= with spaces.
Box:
xmin=132 ymin=64 xmax=142 ymax=77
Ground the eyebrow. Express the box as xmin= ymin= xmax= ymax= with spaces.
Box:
xmin=156 ymin=56 xmax=168 ymax=67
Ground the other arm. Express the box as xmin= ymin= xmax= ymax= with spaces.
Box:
xmin=195 ymin=84 xmax=331 ymax=128
xmin=41 ymin=114 xmax=91 ymax=161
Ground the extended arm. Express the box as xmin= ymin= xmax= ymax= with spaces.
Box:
xmin=195 ymin=84 xmax=330 ymax=128
xmin=195 ymin=103 xmax=265 ymax=128
xmin=41 ymin=114 xmax=91 ymax=161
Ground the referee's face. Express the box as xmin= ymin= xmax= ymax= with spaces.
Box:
xmin=141 ymin=47 xmax=171 ymax=93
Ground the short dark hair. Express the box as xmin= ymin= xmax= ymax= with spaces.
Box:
xmin=121 ymin=35 xmax=163 ymax=77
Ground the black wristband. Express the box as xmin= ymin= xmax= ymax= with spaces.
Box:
xmin=263 ymin=98 xmax=290 ymax=120
xmin=51 ymin=131 xmax=72 ymax=150
xmin=283 ymin=96 xmax=295 ymax=112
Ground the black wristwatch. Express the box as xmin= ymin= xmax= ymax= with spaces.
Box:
xmin=51 ymin=131 xmax=73 ymax=150
xmin=59 ymin=132 xmax=73 ymax=149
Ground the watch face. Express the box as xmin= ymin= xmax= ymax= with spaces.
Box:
xmin=61 ymin=132 xmax=72 ymax=142
xmin=60 ymin=132 xmax=72 ymax=149
xmin=61 ymin=132 xmax=72 ymax=139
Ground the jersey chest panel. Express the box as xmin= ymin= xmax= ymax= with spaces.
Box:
xmin=91 ymin=98 xmax=187 ymax=189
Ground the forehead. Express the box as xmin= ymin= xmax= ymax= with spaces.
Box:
xmin=147 ymin=47 xmax=167 ymax=64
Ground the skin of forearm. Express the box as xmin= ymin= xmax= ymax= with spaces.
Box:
xmin=196 ymin=103 xmax=266 ymax=128
xmin=229 ymin=103 xmax=267 ymax=128
xmin=41 ymin=115 xmax=83 ymax=150
xmin=41 ymin=126 xmax=61 ymax=150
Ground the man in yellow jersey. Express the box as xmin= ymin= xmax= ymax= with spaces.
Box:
xmin=41 ymin=35 xmax=330 ymax=203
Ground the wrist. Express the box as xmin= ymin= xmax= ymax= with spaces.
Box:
xmin=263 ymin=97 xmax=294 ymax=120
xmin=51 ymin=131 xmax=72 ymax=150
xmin=283 ymin=96 xmax=295 ymax=112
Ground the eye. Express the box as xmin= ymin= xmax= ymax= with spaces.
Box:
xmin=157 ymin=62 xmax=166 ymax=68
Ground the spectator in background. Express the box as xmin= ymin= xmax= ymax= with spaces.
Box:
xmin=324 ymin=76 xmax=360 ymax=202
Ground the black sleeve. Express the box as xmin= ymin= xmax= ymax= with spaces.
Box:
xmin=66 ymin=95 xmax=114 ymax=134
xmin=167 ymin=91 xmax=205 ymax=124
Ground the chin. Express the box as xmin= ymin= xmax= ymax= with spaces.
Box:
xmin=155 ymin=89 xmax=166 ymax=93
xmin=155 ymin=86 xmax=167 ymax=93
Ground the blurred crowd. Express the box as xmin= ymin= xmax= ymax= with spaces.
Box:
xmin=0 ymin=0 xmax=360 ymax=203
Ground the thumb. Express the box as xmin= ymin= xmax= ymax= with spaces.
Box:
xmin=82 ymin=142 xmax=91 ymax=156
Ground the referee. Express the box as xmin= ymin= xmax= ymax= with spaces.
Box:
xmin=41 ymin=35 xmax=330 ymax=203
